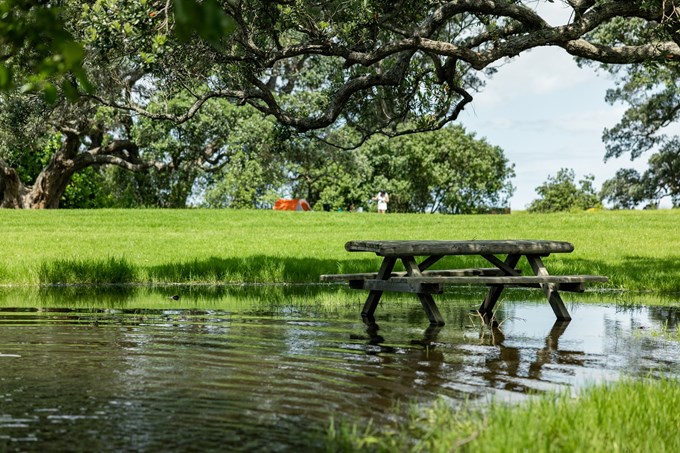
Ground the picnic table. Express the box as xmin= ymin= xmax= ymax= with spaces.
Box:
xmin=320 ymin=240 xmax=608 ymax=326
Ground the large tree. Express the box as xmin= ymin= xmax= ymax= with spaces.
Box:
xmin=583 ymin=2 xmax=680 ymax=207
xmin=355 ymin=126 xmax=515 ymax=213
xmin=2 ymin=0 xmax=679 ymax=208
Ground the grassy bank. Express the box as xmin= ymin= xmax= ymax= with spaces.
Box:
xmin=327 ymin=377 xmax=680 ymax=452
xmin=1 ymin=209 xmax=679 ymax=291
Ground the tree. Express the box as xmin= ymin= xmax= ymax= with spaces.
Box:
xmin=269 ymin=125 xmax=514 ymax=213
xmin=0 ymin=0 xmax=90 ymax=99
xmin=602 ymin=142 xmax=680 ymax=208
xmin=2 ymin=1 xmax=680 ymax=208
xmin=357 ymin=126 xmax=515 ymax=213
xmin=528 ymin=168 xmax=600 ymax=212
xmin=600 ymin=168 xmax=648 ymax=209
xmin=581 ymin=2 xmax=680 ymax=207
xmin=99 ymin=1 xmax=679 ymax=140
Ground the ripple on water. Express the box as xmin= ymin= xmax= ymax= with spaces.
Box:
xmin=1 ymin=298 xmax=680 ymax=451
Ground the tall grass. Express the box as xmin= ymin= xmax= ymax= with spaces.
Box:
xmin=1 ymin=209 xmax=679 ymax=291
xmin=326 ymin=377 xmax=680 ymax=452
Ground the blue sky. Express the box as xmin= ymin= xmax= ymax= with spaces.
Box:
xmin=457 ymin=48 xmax=650 ymax=210
xmin=457 ymin=2 xmax=663 ymax=210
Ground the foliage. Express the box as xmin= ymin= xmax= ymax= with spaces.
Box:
xmin=644 ymin=141 xmax=680 ymax=206
xmin=600 ymin=168 xmax=649 ymax=209
xmin=0 ymin=0 xmax=90 ymax=101
xmin=601 ymin=140 xmax=680 ymax=209
xmin=172 ymin=0 xmax=236 ymax=47
xmin=581 ymin=5 xmax=680 ymax=208
xmin=60 ymin=167 xmax=115 ymax=209
xmin=74 ymin=0 xmax=680 ymax=145
xmin=0 ymin=100 xmax=54 ymax=184
xmin=357 ymin=127 xmax=515 ymax=213
xmin=327 ymin=377 xmax=680 ymax=452
xmin=3 ymin=1 xmax=680 ymax=209
xmin=528 ymin=168 xmax=601 ymax=213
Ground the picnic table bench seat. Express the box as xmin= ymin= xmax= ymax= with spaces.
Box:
xmin=320 ymin=267 xmax=515 ymax=281
xmin=321 ymin=239 xmax=608 ymax=326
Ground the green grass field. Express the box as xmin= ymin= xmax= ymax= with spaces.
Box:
xmin=328 ymin=377 xmax=680 ymax=452
xmin=2 ymin=208 xmax=679 ymax=452
xmin=1 ymin=208 xmax=679 ymax=291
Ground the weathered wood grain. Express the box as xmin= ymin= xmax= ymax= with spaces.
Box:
xmin=387 ymin=275 xmax=608 ymax=285
xmin=320 ymin=267 xmax=517 ymax=281
xmin=350 ymin=279 xmax=443 ymax=294
xmin=345 ymin=240 xmax=575 ymax=256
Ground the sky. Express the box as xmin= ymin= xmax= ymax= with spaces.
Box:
xmin=456 ymin=2 xmax=664 ymax=210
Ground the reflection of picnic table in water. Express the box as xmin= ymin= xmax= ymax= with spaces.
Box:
xmin=481 ymin=320 xmax=585 ymax=392
xmin=322 ymin=240 xmax=608 ymax=325
xmin=350 ymin=318 xmax=583 ymax=399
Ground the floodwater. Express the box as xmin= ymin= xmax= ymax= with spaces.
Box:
xmin=1 ymin=286 xmax=679 ymax=452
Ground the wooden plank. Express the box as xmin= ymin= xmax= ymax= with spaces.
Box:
xmin=388 ymin=275 xmax=608 ymax=285
xmin=360 ymin=257 xmax=396 ymax=319
xmin=482 ymin=254 xmax=521 ymax=275
xmin=479 ymin=254 xmax=520 ymax=321
xmin=526 ymin=255 xmax=572 ymax=321
xmin=418 ymin=255 xmax=444 ymax=271
xmin=351 ymin=279 xmax=443 ymax=294
xmin=319 ymin=267 xmax=517 ymax=282
xmin=555 ymin=282 xmax=585 ymax=292
xmin=400 ymin=255 xmax=446 ymax=325
xmin=417 ymin=293 xmax=446 ymax=326
xmin=345 ymin=240 xmax=574 ymax=257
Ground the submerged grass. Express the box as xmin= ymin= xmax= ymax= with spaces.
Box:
xmin=0 ymin=209 xmax=679 ymax=292
xmin=326 ymin=377 xmax=680 ymax=452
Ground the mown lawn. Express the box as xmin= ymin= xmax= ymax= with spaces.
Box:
xmin=1 ymin=208 xmax=679 ymax=291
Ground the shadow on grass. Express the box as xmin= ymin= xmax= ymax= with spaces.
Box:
xmin=38 ymin=257 xmax=138 ymax=285
xmin=33 ymin=253 xmax=680 ymax=294
xmin=145 ymin=255 xmax=376 ymax=283
xmin=36 ymin=255 xmax=376 ymax=285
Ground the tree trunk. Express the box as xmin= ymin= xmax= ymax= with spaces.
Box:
xmin=26 ymin=131 xmax=83 ymax=208
xmin=1 ymin=132 xmax=82 ymax=209
xmin=23 ymin=158 xmax=78 ymax=209
xmin=2 ymin=131 xmax=147 ymax=209
xmin=0 ymin=159 xmax=28 ymax=208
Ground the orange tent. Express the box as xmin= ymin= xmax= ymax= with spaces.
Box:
xmin=273 ymin=198 xmax=311 ymax=211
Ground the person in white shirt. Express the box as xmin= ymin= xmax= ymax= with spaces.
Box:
xmin=373 ymin=191 xmax=389 ymax=213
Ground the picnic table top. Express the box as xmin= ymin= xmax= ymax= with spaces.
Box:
xmin=344 ymin=240 xmax=575 ymax=257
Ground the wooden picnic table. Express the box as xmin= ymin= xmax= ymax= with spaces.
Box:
xmin=321 ymin=240 xmax=608 ymax=326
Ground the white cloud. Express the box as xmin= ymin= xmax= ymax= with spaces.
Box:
xmin=469 ymin=49 xmax=604 ymax=109
xmin=556 ymin=106 xmax=628 ymax=133
xmin=455 ymin=2 xmax=676 ymax=209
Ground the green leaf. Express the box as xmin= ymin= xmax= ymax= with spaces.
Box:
xmin=0 ymin=65 xmax=12 ymax=89
xmin=43 ymin=83 xmax=58 ymax=103
xmin=59 ymin=40 xmax=85 ymax=66
xmin=173 ymin=0 xmax=236 ymax=47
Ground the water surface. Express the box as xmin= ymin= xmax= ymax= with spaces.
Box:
xmin=1 ymin=286 xmax=679 ymax=451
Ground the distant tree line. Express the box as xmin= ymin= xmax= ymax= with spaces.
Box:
xmin=0 ymin=91 xmax=515 ymax=212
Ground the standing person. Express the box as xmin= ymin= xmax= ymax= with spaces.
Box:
xmin=373 ymin=191 xmax=389 ymax=213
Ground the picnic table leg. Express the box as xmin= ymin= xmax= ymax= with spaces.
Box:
xmin=478 ymin=254 xmax=521 ymax=324
xmin=526 ymin=255 xmax=572 ymax=320
xmin=402 ymin=256 xmax=446 ymax=326
xmin=361 ymin=257 xmax=397 ymax=321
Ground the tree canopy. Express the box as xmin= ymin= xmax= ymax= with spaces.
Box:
xmin=528 ymin=168 xmax=600 ymax=213
xmin=89 ymin=0 xmax=680 ymax=141
xmin=2 ymin=0 xmax=680 ymax=208
xmin=579 ymin=2 xmax=680 ymax=208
